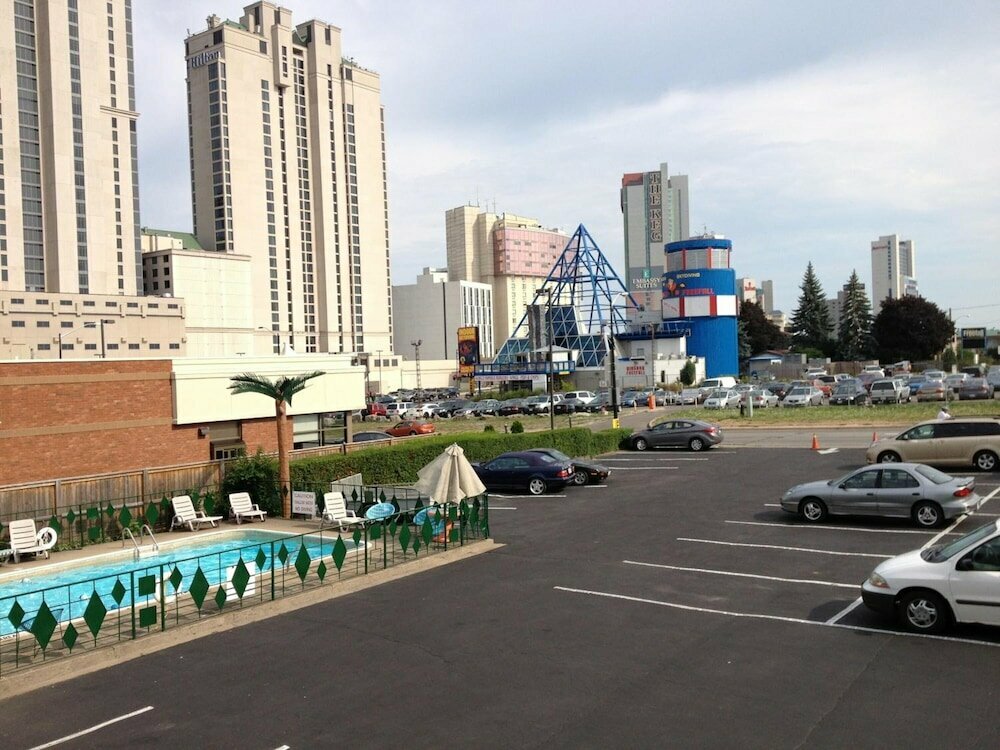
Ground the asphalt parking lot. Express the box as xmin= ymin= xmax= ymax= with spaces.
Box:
xmin=5 ymin=439 xmax=1000 ymax=749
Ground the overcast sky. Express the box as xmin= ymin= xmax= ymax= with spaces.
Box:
xmin=135 ymin=1 xmax=1000 ymax=325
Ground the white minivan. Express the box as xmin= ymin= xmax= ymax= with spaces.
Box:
xmin=700 ymin=377 xmax=738 ymax=391
xmin=862 ymin=520 xmax=1000 ymax=633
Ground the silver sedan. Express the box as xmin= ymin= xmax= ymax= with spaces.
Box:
xmin=780 ymin=463 xmax=980 ymax=528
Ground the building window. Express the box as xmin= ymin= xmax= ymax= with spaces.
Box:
xmin=107 ymin=343 xmax=119 ymax=350
xmin=149 ymin=343 xmax=160 ymax=350
xmin=36 ymin=320 xmax=49 ymax=328
xmin=12 ymin=321 xmax=25 ymax=328
xmin=37 ymin=343 xmax=51 ymax=351
xmin=84 ymin=343 xmax=97 ymax=350
xmin=128 ymin=343 xmax=140 ymax=350
xmin=169 ymin=343 xmax=180 ymax=350
xmin=83 ymin=300 xmax=95 ymax=307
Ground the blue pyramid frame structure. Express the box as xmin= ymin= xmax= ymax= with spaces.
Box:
xmin=491 ymin=224 xmax=681 ymax=370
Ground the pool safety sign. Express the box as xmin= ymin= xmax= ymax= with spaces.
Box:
xmin=292 ymin=490 xmax=316 ymax=518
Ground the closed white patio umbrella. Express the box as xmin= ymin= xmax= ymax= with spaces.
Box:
xmin=414 ymin=443 xmax=486 ymax=505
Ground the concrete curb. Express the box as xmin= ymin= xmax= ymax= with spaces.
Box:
xmin=0 ymin=539 xmax=502 ymax=701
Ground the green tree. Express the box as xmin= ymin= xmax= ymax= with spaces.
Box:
xmin=739 ymin=300 xmax=788 ymax=355
xmin=941 ymin=347 xmax=957 ymax=370
xmin=837 ymin=269 xmax=875 ymax=360
xmin=736 ymin=319 xmax=752 ymax=365
xmin=871 ymin=297 xmax=954 ymax=362
xmin=680 ymin=360 xmax=697 ymax=386
xmin=788 ymin=262 xmax=833 ymax=350
xmin=228 ymin=370 xmax=325 ymax=518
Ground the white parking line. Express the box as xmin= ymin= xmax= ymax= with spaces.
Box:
xmin=825 ymin=598 xmax=865 ymax=624
xmin=677 ymin=537 xmax=891 ymax=559
xmin=603 ymin=457 xmax=710 ymax=462
xmin=489 ymin=494 xmax=566 ymax=498
xmin=488 ymin=506 xmax=517 ymax=510
xmin=29 ymin=706 xmax=155 ymax=750
xmin=623 ymin=560 xmax=856 ymax=589
xmin=609 ymin=467 xmax=680 ymax=471
xmin=816 ymin=448 xmax=839 ymax=455
xmin=582 ymin=485 xmax=608 ymax=489
xmin=554 ymin=587 xmax=1000 ymax=648
xmin=725 ymin=520 xmax=938 ymax=536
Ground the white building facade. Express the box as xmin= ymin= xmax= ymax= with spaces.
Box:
xmin=871 ymin=234 xmax=917 ymax=313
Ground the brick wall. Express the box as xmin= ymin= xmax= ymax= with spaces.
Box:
xmin=0 ymin=360 xmax=208 ymax=485
xmin=240 ymin=416 xmax=290 ymax=454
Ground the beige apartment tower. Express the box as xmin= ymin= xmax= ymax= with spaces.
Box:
xmin=0 ymin=0 xmax=142 ymax=296
xmin=185 ymin=3 xmax=392 ymax=355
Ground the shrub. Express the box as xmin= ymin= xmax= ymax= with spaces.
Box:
xmin=483 ymin=424 xmax=495 ymax=432
xmin=510 ymin=420 xmax=525 ymax=434
xmin=220 ymin=449 xmax=281 ymax=517
xmin=680 ymin=360 xmax=697 ymax=386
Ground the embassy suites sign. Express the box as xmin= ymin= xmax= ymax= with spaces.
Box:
xmin=188 ymin=49 xmax=221 ymax=69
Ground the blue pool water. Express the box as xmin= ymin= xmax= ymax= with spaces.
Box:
xmin=0 ymin=530 xmax=358 ymax=637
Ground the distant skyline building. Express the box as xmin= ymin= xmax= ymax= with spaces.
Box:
xmin=445 ymin=206 xmax=567 ymax=345
xmin=391 ymin=267 xmax=494 ymax=363
xmin=826 ymin=279 xmax=867 ymax=332
xmin=870 ymin=234 xmax=917 ymax=314
xmin=0 ymin=0 xmax=142 ymax=296
xmin=185 ymin=3 xmax=392 ymax=356
xmin=621 ymin=163 xmax=690 ymax=316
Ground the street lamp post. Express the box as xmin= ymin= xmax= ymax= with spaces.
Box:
xmin=376 ymin=349 xmax=384 ymax=396
xmin=411 ymin=339 xmax=422 ymax=390
xmin=58 ymin=319 xmax=112 ymax=359
xmin=536 ymin=288 xmax=556 ymax=431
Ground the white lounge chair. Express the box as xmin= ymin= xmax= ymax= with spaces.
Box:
xmin=322 ymin=491 xmax=365 ymax=532
xmin=9 ymin=519 xmax=58 ymax=563
xmin=169 ymin=495 xmax=223 ymax=532
xmin=228 ymin=492 xmax=267 ymax=524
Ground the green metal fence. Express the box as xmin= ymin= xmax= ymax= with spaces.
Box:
xmin=0 ymin=494 xmax=490 ymax=676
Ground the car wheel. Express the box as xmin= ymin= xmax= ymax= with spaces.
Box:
xmin=572 ymin=469 xmax=589 ymax=486
xmin=898 ymin=590 xmax=949 ymax=634
xmin=527 ymin=478 xmax=547 ymax=496
xmin=974 ymin=450 xmax=999 ymax=472
xmin=877 ymin=451 xmax=902 ymax=463
xmin=409 ymin=431 xmax=418 ymax=436
xmin=799 ymin=498 xmax=828 ymax=523
xmin=689 ymin=437 xmax=705 ymax=452
xmin=633 ymin=437 xmax=649 ymax=451
xmin=912 ymin=501 xmax=943 ymax=528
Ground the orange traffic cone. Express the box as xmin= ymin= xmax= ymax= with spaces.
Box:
xmin=811 ymin=434 xmax=820 ymax=450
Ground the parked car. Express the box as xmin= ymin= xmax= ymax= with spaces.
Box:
xmin=782 ymin=462 xmax=979 ymax=528
xmin=679 ymin=388 xmax=705 ymax=405
xmin=922 ymin=369 xmax=946 ymax=381
xmin=767 ymin=382 xmax=791 ymax=399
xmin=857 ymin=371 xmax=882 ymax=391
xmin=653 ymin=388 xmax=680 ymax=405
xmin=959 ymin=377 xmax=993 ymax=401
xmin=352 ymin=430 xmax=391 ymax=443
xmin=988 ymin=367 xmax=1000 ymax=393
xmin=525 ymin=394 xmax=563 ymax=414
xmin=870 ymin=379 xmax=909 ymax=404
xmin=703 ymin=389 xmax=742 ymax=409
xmin=562 ymin=390 xmax=596 ymax=405
xmin=627 ymin=419 xmax=723 ymax=452
xmin=866 ymin=417 xmax=1000 ymax=471
xmin=362 ymin=402 xmax=388 ymax=418
xmin=579 ymin=393 xmax=614 ymax=412
xmin=436 ymin=400 xmax=473 ymax=418
xmin=746 ymin=389 xmax=779 ymax=408
xmin=553 ymin=399 xmax=582 ymax=414
xmin=782 ymin=386 xmax=824 ymax=407
xmin=620 ymin=391 xmax=644 ymax=408
xmin=944 ymin=373 xmax=969 ymax=394
xmin=915 ymin=378 xmax=947 ymax=402
xmin=418 ymin=403 xmax=441 ymax=418
xmin=472 ymin=450 xmax=573 ymax=495
xmin=829 ymin=382 xmax=870 ymax=406
xmin=527 ymin=448 xmax=611 ymax=486
xmin=863 ymin=365 xmax=885 ymax=377
xmin=385 ymin=421 xmax=436 ymax=437
xmin=862 ymin=520 xmax=1000 ymax=633
xmin=498 ymin=398 xmax=527 ymax=416
xmin=384 ymin=402 xmax=416 ymax=418
xmin=472 ymin=399 xmax=502 ymax=416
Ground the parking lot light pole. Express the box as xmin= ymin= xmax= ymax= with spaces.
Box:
xmin=537 ymin=288 xmax=555 ymax=431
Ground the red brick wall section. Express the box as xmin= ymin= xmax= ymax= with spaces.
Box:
xmin=0 ymin=360 xmax=207 ymax=485
xmin=240 ymin=416 xmax=290 ymax=454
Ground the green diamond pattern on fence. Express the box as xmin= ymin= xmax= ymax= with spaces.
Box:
xmin=168 ymin=566 xmax=183 ymax=592
xmin=369 ymin=523 xmax=381 ymax=541
xmin=65 ymin=509 xmax=76 ymax=525
xmin=421 ymin=517 xmax=433 ymax=546
xmin=86 ymin=506 xmax=98 ymax=520
xmin=119 ymin=504 xmax=133 ymax=529
xmin=412 ymin=537 xmax=422 ymax=556
xmin=449 ymin=505 xmax=458 ymax=522
xmin=277 ymin=543 xmax=288 ymax=565
xmin=379 ymin=489 xmax=387 ymax=503
xmin=415 ymin=499 xmax=425 ymax=512
xmin=398 ymin=522 xmax=411 ymax=553
xmin=231 ymin=559 xmax=251 ymax=599
xmin=214 ymin=586 xmax=227 ymax=610
xmin=63 ymin=623 xmax=79 ymax=651
xmin=145 ymin=502 xmax=159 ymax=526
xmin=48 ymin=515 xmax=62 ymax=534
xmin=8 ymin=601 xmax=25 ymax=629
xmin=293 ymin=545 xmax=311 ymax=582
xmin=105 ymin=501 xmax=116 ymax=518
xmin=83 ymin=592 xmax=107 ymax=637
xmin=350 ymin=488 xmax=359 ymax=503
xmin=88 ymin=526 xmax=101 ymax=542
xmin=138 ymin=574 xmax=155 ymax=597
xmin=189 ymin=568 xmax=210 ymax=610
xmin=388 ymin=520 xmax=397 ymax=538
xmin=332 ymin=536 xmax=347 ymax=570
xmin=30 ymin=602 xmax=58 ymax=650
xmin=160 ymin=497 xmax=171 ymax=516
xmin=111 ymin=579 xmax=127 ymax=605
xmin=450 ymin=527 xmax=459 ymax=543
xmin=139 ymin=606 xmax=157 ymax=629
xmin=352 ymin=528 xmax=362 ymax=547
xmin=317 ymin=560 xmax=327 ymax=581
xmin=203 ymin=493 xmax=216 ymax=516
xmin=254 ymin=548 xmax=267 ymax=571
xmin=469 ymin=504 xmax=479 ymax=526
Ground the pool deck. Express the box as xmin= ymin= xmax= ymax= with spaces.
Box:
xmin=0 ymin=517 xmax=339 ymax=577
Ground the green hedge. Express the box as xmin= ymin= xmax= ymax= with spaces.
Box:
xmin=290 ymin=427 xmax=630 ymax=490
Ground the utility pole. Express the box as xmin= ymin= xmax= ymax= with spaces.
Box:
xmin=411 ymin=339 xmax=422 ymax=390
xmin=537 ymin=288 xmax=555 ymax=431
xmin=608 ymin=326 xmax=620 ymax=425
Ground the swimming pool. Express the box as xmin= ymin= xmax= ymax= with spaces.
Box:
xmin=0 ymin=529 xmax=360 ymax=638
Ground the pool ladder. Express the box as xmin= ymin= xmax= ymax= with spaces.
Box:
xmin=122 ymin=524 xmax=160 ymax=561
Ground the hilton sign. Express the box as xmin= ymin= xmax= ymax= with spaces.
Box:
xmin=188 ymin=49 xmax=221 ymax=69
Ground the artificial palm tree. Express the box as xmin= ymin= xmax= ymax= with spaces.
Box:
xmin=228 ymin=371 xmax=324 ymax=518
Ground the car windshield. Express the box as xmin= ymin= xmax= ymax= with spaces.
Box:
xmin=913 ymin=464 xmax=955 ymax=485
xmin=710 ymin=389 xmax=728 ymax=398
xmin=923 ymin=522 xmax=999 ymax=562
xmin=788 ymin=388 xmax=808 ymax=396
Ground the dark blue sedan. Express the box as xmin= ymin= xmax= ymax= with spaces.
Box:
xmin=472 ymin=451 xmax=573 ymax=495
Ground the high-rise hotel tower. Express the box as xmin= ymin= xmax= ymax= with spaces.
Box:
xmin=185 ymin=3 xmax=392 ymax=355
xmin=0 ymin=0 xmax=142 ymax=295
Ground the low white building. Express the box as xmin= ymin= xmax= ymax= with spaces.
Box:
xmin=392 ymin=268 xmax=495 ymax=362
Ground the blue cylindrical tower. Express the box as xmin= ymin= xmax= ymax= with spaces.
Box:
xmin=662 ymin=237 xmax=738 ymax=377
